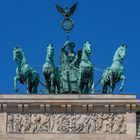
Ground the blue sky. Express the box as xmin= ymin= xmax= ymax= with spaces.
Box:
xmin=0 ymin=0 xmax=140 ymax=97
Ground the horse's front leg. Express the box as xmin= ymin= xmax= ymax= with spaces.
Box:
xmin=50 ymin=74 xmax=55 ymax=94
xmin=14 ymin=76 xmax=19 ymax=92
xmin=89 ymin=68 xmax=94 ymax=94
xmin=119 ymin=75 xmax=125 ymax=91
xmin=78 ymin=68 xmax=82 ymax=93
xmin=109 ymin=73 xmax=113 ymax=94
xmin=90 ymin=82 xmax=94 ymax=94
xmin=101 ymin=79 xmax=107 ymax=93
xmin=110 ymin=83 xmax=115 ymax=94
xmin=26 ymin=78 xmax=30 ymax=94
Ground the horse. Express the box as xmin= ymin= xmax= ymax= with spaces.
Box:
xmin=101 ymin=44 xmax=127 ymax=94
xmin=79 ymin=41 xmax=94 ymax=94
xmin=42 ymin=44 xmax=60 ymax=94
xmin=13 ymin=47 xmax=39 ymax=94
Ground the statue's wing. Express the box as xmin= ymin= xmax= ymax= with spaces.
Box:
xmin=69 ymin=3 xmax=77 ymax=16
xmin=55 ymin=4 xmax=65 ymax=16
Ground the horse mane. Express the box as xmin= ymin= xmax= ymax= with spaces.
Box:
xmin=113 ymin=47 xmax=120 ymax=62
xmin=113 ymin=45 xmax=127 ymax=62
xmin=46 ymin=44 xmax=54 ymax=63
xmin=17 ymin=48 xmax=27 ymax=64
xmin=21 ymin=51 xmax=27 ymax=64
xmin=81 ymin=42 xmax=90 ymax=60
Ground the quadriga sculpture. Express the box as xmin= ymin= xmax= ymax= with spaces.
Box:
xmin=79 ymin=41 xmax=94 ymax=94
xmin=101 ymin=44 xmax=127 ymax=93
xmin=42 ymin=44 xmax=60 ymax=94
xmin=13 ymin=47 xmax=39 ymax=94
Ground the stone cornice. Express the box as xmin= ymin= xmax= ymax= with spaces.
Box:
xmin=0 ymin=94 xmax=138 ymax=113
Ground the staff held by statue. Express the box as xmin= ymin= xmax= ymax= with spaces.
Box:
xmin=55 ymin=3 xmax=77 ymax=41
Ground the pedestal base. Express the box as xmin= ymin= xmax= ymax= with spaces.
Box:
xmin=0 ymin=94 xmax=137 ymax=140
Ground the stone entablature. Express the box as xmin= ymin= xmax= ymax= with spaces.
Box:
xmin=0 ymin=94 xmax=137 ymax=140
xmin=0 ymin=94 xmax=137 ymax=113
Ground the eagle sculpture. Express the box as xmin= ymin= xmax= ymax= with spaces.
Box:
xmin=55 ymin=3 xmax=77 ymax=18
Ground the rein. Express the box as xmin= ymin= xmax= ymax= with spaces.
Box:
xmin=39 ymin=80 xmax=47 ymax=88
xmin=81 ymin=58 xmax=92 ymax=67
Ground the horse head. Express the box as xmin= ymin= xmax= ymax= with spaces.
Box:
xmin=83 ymin=41 xmax=91 ymax=55
xmin=113 ymin=44 xmax=127 ymax=62
xmin=13 ymin=46 xmax=26 ymax=64
xmin=46 ymin=44 xmax=54 ymax=62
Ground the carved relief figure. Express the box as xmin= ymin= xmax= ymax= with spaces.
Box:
xmin=7 ymin=114 xmax=14 ymax=133
xmin=21 ymin=114 xmax=31 ymax=132
xmin=101 ymin=114 xmax=113 ymax=133
xmin=88 ymin=114 xmax=96 ymax=133
xmin=13 ymin=114 xmax=22 ymax=133
xmin=112 ymin=114 xmax=126 ymax=133
xmin=95 ymin=113 xmax=103 ymax=132
xmin=30 ymin=114 xmax=41 ymax=133
xmin=41 ymin=113 xmax=50 ymax=133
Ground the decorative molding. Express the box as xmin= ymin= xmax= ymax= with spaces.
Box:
xmin=3 ymin=104 xmax=7 ymax=112
xmin=67 ymin=104 xmax=71 ymax=112
xmin=88 ymin=105 xmax=93 ymax=112
xmin=7 ymin=113 xmax=126 ymax=134
xmin=40 ymin=104 xmax=45 ymax=112
xmin=110 ymin=105 xmax=115 ymax=112
xmin=126 ymin=104 xmax=130 ymax=112
xmin=24 ymin=104 xmax=28 ymax=113
xmin=61 ymin=105 xmax=66 ymax=112
xmin=45 ymin=104 xmax=50 ymax=112
xmin=82 ymin=105 xmax=87 ymax=112
xmin=18 ymin=104 xmax=23 ymax=112
xmin=131 ymin=104 xmax=136 ymax=112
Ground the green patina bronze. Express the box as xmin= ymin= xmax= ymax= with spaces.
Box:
xmin=42 ymin=44 xmax=60 ymax=94
xmin=59 ymin=41 xmax=81 ymax=93
xmin=101 ymin=44 xmax=127 ymax=94
xmin=42 ymin=41 xmax=94 ymax=94
xmin=13 ymin=47 xmax=39 ymax=94
xmin=79 ymin=41 xmax=94 ymax=94
xmin=55 ymin=3 xmax=77 ymax=40
xmin=52 ymin=3 xmax=94 ymax=94
xmin=12 ymin=3 xmax=95 ymax=94
xmin=12 ymin=3 xmax=128 ymax=94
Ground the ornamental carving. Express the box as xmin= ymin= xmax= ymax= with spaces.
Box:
xmin=7 ymin=113 xmax=126 ymax=134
